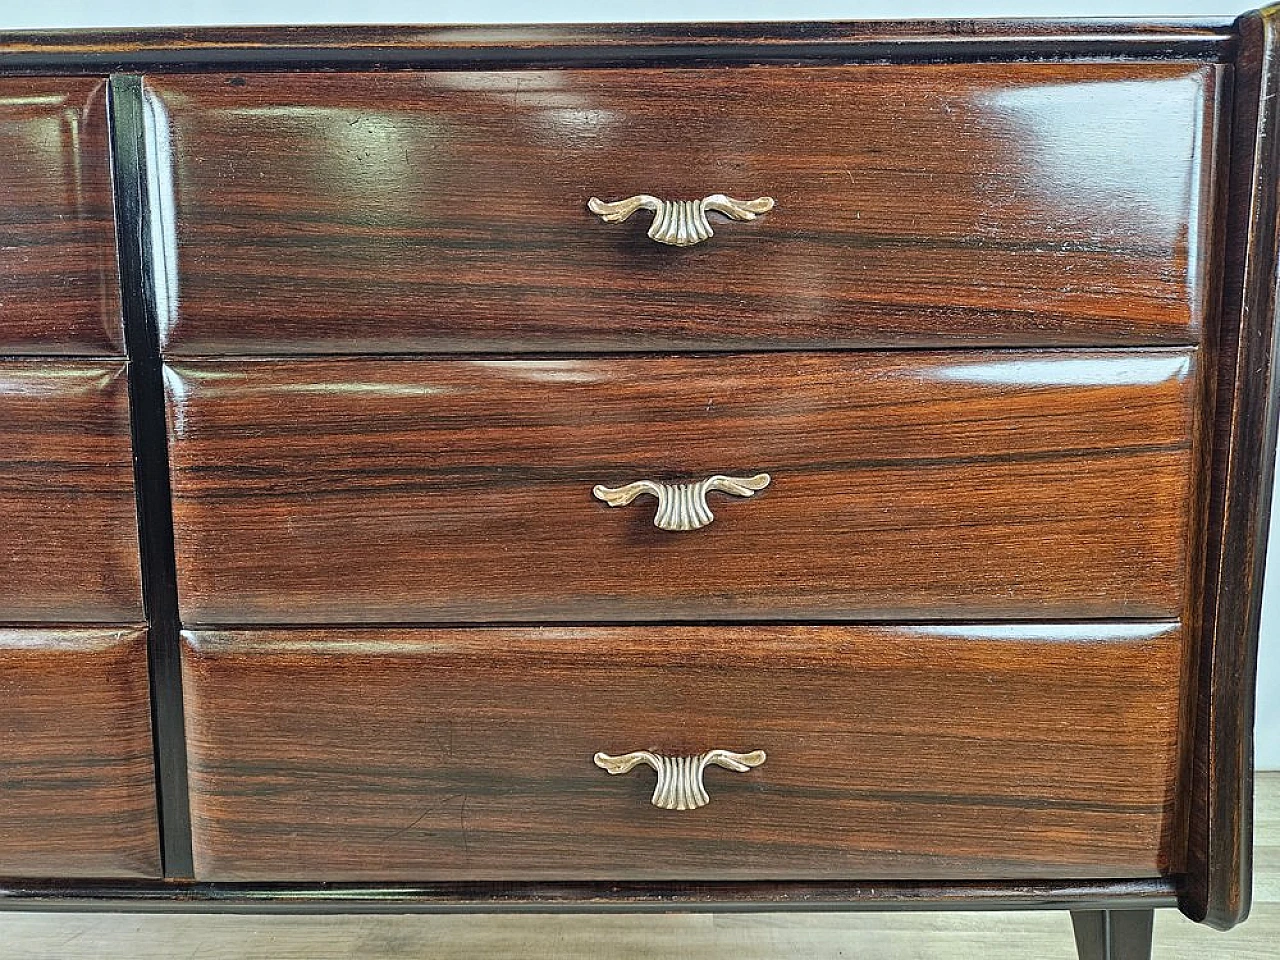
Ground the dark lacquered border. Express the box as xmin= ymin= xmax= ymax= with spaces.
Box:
xmin=109 ymin=74 xmax=194 ymax=879
xmin=1178 ymin=3 xmax=1280 ymax=932
xmin=0 ymin=18 xmax=1237 ymax=72
xmin=0 ymin=877 xmax=1180 ymax=914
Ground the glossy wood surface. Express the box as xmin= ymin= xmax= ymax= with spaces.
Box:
xmin=0 ymin=362 xmax=142 ymax=620
xmin=167 ymin=350 xmax=1196 ymax=625
xmin=0 ymin=19 xmax=1236 ymax=73
xmin=0 ymin=875 xmax=1182 ymax=913
xmin=0 ymin=627 xmax=159 ymax=879
xmin=147 ymin=63 xmax=1219 ymax=355
xmin=181 ymin=623 xmax=1187 ymax=882
xmin=1183 ymin=2 xmax=1280 ymax=931
xmin=110 ymin=74 xmax=193 ymax=879
xmin=0 ymin=13 xmax=1269 ymax=930
xmin=0 ymin=78 xmax=122 ymax=355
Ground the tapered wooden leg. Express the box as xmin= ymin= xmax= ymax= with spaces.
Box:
xmin=1071 ymin=909 xmax=1155 ymax=960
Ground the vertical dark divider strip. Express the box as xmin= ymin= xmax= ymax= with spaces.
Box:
xmin=108 ymin=73 xmax=194 ymax=879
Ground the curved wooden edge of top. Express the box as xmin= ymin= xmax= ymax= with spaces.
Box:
xmin=0 ymin=17 xmax=1240 ymax=71
xmin=0 ymin=877 xmax=1181 ymax=914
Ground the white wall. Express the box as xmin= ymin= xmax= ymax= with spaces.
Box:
xmin=2 ymin=0 xmax=1274 ymax=769
xmin=1259 ymin=491 xmax=1279 ymax=769
xmin=0 ymin=2 xmax=1243 ymax=29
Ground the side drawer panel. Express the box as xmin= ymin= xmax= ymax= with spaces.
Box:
xmin=0 ymin=627 xmax=159 ymax=879
xmin=0 ymin=362 xmax=143 ymax=621
xmin=0 ymin=78 xmax=123 ymax=355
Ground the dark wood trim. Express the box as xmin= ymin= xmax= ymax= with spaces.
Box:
xmin=1070 ymin=909 xmax=1155 ymax=960
xmin=108 ymin=73 xmax=194 ymax=880
xmin=0 ymin=20 xmax=1235 ymax=73
xmin=1182 ymin=1 xmax=1280 ymax=932
xmin=1172 ymin=53 xmax=1235 ymax=908
xmin=0 ymin=877 xmax=1180 ymax=914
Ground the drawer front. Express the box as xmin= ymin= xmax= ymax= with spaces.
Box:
xmin=167 ymin=350 xmax=1196 ymax=625
xmin=0 ymin=628 xmax=159 ymax=878
xmin=0 ymin=362 xmax=142 ymax=620
xmin=0 ymin=78 xmax=123 ymax=355
xmin=182 ymin=623 xmax=1186 ymax=882
xmin=147 ymin=63 xmax=1219 ymax=355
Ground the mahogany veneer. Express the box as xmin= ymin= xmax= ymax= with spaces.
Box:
xmin=0 ymin=362 xmax=142 ymax=621
xmin=166 ymin=351 xmax=1198 ymax=625
xmin=147 ymin=64 xmax=1218 ymax=355
xmin=0 ymin=78 xmax=122 ymax=355
xmin=0 ymin=628 xmax=158 ymax=878
xmin=1 ymin=11 xmax=1278 ymax=960
xmin=181 ymin=624 xmax=1187 ymax=883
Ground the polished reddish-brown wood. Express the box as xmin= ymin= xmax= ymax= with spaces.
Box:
xmin=0 ymin=78 xmax=123 ymax=355
xmin=147 ymin=63 xmax=1219 ymax=355
xmin=1184 ymin=2 xmax=1280 ymax=931
xmin=0 ymin=627 xmax=159 ymax=878
xmin=0 ymin=19 xmax=1236 ymax=72
xmin=167 ymin=350 xmax=1197 ymax=625
xmin=0 ymin=11 xmax=1273 ymax=936
xmin=0 ymin=362 xmax=142 ymax=620
xmin=182 ymin=623 xmax=1187 ymax=882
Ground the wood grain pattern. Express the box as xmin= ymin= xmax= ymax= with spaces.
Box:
xmin=0 ymin=362 xmax=143 ymax=621
xmin=0 ymin=876 xmax=1182 ymax=914
xmin=166 ymin=350 xmax=1197 ymax=625
xmin=0 ymin=78 xmax=123 ymax=355
xmin=0 ymin=19 xmax=1236 ymax=74
xmin=0 ymin=627 xmax=159 ymax=879
xmin=8 ymin=859 xmax=1280 ymax=956
xmin=181 ymin=623 xmax=1188 ymax=882
xmin=0 ymin=15 xmax=1264 ymax=936
xmin=1180 ymin=2 xmax=1280 ymax=932
xmin=147 ymin=63 xmax=1219 ymax=355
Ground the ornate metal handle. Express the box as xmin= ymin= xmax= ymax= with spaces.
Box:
xmin=587 ymin=194 xmax=775 ymax=246
xmin=594 ymin=749 xmax=767 ymax=810
xmin=592 ymin=473 xmax=770 ymax=532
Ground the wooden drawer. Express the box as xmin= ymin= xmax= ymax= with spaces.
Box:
xmin=182 ymin=623 xmax=1187 ymax=882
xmin=146 ymin=62 xmax=1219 ymax=355
xmin=0 ymin=627 xmax=159 ymax=878
xmin=0 ymin=78 xmax=123 ymax=355
xmin=166 ymin=350 xmax=1196 ymax=625
xmin=0 ymin=362 xmax=142 ymax=621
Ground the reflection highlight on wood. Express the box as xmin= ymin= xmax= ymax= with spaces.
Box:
xmin=145 ymin=63 xmax=1218 ymax=354
xmin=0 ymin=627 xmax=159 ymax=878
xmin=165 ymin=351 xmax=1195 ymax=625
xmin=0 ymin=362 xmax=143 ymax=620
xmin=0 ymin=77 xmax=123 ymax=355
xmin=181 ymin=623 xmax=1185 ymax=882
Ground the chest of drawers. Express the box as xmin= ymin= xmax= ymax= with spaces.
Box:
xmin=0 ymin=9 xmax=1277 ymax=960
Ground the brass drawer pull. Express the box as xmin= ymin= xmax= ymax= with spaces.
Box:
xmin=594 ymin=749 xmax=767 ymax=810
xmin=592 ymin=473 xmax=771 ymax=532
xmin=587 ymin=194 xmax=775 ymax=246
